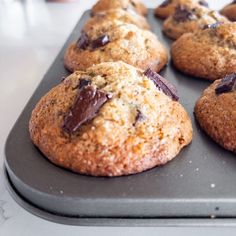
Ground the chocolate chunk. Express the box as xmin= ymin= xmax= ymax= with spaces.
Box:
xmin=76 ymin=32 xmax=90 ymax=50
xmin=76 ymin=33 xmax=110 ymax=50
xmin=203 ymin=21 xmax=222 ymax=30
xmin=215 ymin=73 xmax=236 ymax=95
xmin=231 ymin=0 xmax=236 ymax=5
xmin=159 ymin=0 xmax=171 ymax=8
xmin=173 ymin=6 xmax=197 ymax=22
xmin=78 ymin=79 xmax=91 ymax=89
xmin=62 ymin=86 xmax=111 ymax=134
xmin=134 ymin=109 xmax=145 ymax=125
xmin=198 ymin=0 xmax=208 ymax=7
xmin=144 ymin=68 xmax=179 ymax=101
xmin=61 ymin=76 xmax=66 ymax=82
xmin=91 ymin=35 xmax=110 ymax=49
xmin=131 ymin=1 xmax=136 ymax=7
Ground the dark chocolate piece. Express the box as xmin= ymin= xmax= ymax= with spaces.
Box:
xmin=198 ymin=0 xmax=208 ymax=7
xmin=144 ymin=68 xmax=179 ymax=101
xmin=62 ymin=86 xmax=110 ymax=134
xmin=231 ymin=0 xmax=236 ymax=5
xmin=134 ymin=109 xmax=145 ymax=126
xmin=91 ymin=35 xmax=110 ymax=49
xmin=173 ymin=6 xmax=197 ymax=22
xmin=203 ymin=21 xmax=222 ymax=30
xmin=76 ymin=32 xmax=90 ymax=50
xmin=61 ymin=76 xmax=66 ymax=82
xmin=78 ymin=79 xmax=91 ymax=89
xmin=159 ymin=0 xmax=171 ymax=8
xmin=131 ymin=1 xmax=136 ymax=7
xmin=77 ymin=33 xmax=110 ymax=50
xmin=215 ymin=73 xmax=236 ymax=95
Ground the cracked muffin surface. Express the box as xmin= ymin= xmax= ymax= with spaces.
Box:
xmin=154 ymin=0 xmax=208 ymax=19
xmin=92 ymin=0 xmax=147 ymax=16
xmin=171 ymin=22 xmax=236 ymax=80
xmin=163 ymin=5 xmax=228 ymax=40
xmin=64 ymin=20 xmax=168 ymax=73
xmin=84 ymin=9 xmax=150 ymax=31
xmin=29 ymin=61 xmax=193 ymax=177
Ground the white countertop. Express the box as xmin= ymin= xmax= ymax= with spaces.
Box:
xmin=1 ymin=0 xmax=236 ymax=235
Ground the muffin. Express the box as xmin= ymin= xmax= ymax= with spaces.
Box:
xmin=154 ymin=0 xmax=208 ymax=19
xmin=195 ymin=73 xmax=236 ymax=153
xmin=29 ymin=61 xmax=193 ymax=177
xmin=84 ymin=9 xmax=150 ymax=31
xmin=220 ymin=1 xmax=236 ymax=22
xmin=163 ymin=5 xmax=228 ymax=40
xmin=64 ymin=20 xmax=168 ymax=73
xmin=171 ymin=22 xmax=236 ymax=80
xmin=92 ymin=0 xmax=147 ymax=16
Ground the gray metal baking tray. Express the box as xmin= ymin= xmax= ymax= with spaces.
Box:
xmin=4 ymin=9 xmax=236 ymax=226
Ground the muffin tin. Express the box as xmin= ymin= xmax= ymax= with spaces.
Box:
xmin=4 ymin=9 xmax=236 ymax=226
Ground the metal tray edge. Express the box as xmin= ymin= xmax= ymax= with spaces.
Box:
xmin=4 ymin=166 xmax=236 ymax=227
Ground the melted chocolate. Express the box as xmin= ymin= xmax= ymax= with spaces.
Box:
xmin=215 ymin=73 xmax=236 ymax=95
xmin=173 ymin=6 xmax=196 ymax=22
xmin=62 ymin=86 xmax=110 ymax=134
xmin=134 ymin=109 xmax=145 ymax=125
xmin=76 ymin=32 xmax=90 ymax=50
xmin=144 ymin=68 xmax=179 ymax=101
xmin=78 ymin=79 xmax=91 ymax=89
xmin=91 ymin=35 xmax=110 ymax=49
xmin=76 ymin=33 xmax=110 ymax=50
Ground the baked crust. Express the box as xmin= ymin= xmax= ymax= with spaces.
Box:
xmin=154 ymin=0 xmax=208 ymax=19
xmin=163 ymin=6 xmax=228 ymax=40
xmin=84 ymin=9 xmax=150 ymax=31
xmin=29 ymin=61 xmax=193 ymax=176
xmin=195 ymin=79 xmax=236 ymax=153
xmin=92 ymin=0 xmax=148 ymax=16
xmin=171 ymin=23 xmax=236 ymax=80
xmin=221 ymin=3 xmax=236 ymax=22
xmin=64 ymin=20 xmax=168 ymax=72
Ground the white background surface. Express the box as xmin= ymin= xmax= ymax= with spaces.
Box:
xmin=0 ymin=0 xmax=235 ymax=235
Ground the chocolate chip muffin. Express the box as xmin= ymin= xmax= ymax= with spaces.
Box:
xmin=29 ymin=61 xmax=193 ymax=177
xmin=84 ymin=9 xmax=150 ymax=31
xmin=92 ymin=0 xmax=147 ymax=16
xmin=154 ymin=0 xmax=208 ymax=19
xmin=163 ymin=5 xmax=228 ymax=40
xmin=171 ymin=22 xmax=236 ymax=80
xmin=64 ymin=20 xmax=168 ymax=73
xmin=195 ymin=73 xmax=236 ymax=153
xmin=220 ymin=1 xmax=236 ymax=22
